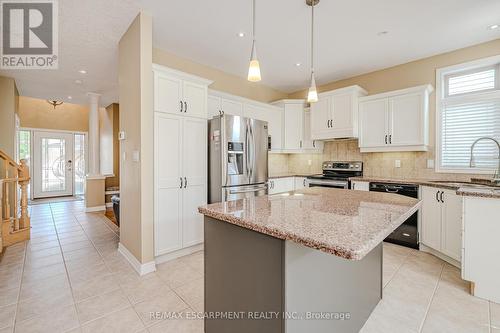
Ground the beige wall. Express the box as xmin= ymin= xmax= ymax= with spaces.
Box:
xmin=153 ymin=48 xmax=288 ymax=103
xmin=18 ymin=96 xmax=89 ymax=132
xmin=104 ymin=104 xmax=120 ymax=189
xmin=119 ymin=12 xmax=154 ymax=264
xmin=85 ymin=178 xmax=105 ymax=208
xmin=0 ymin=76 xmax=18 ymax=157
xmin=282 ymin=39 xmax=500 ymax=181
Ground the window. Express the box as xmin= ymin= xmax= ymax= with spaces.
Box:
xmin=437 ymin=57 xmax=500 ymax=173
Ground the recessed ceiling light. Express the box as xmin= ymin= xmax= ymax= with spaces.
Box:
xmin=295 ymin=62 xmax=302 ymax=67
xmin=488 ymin=24 xmax=499 ymax=30
xmin=237 ymin=32 xmax=245 ymax=37
xmin=78 ymin=70 xmax=87 ymax=74
xmin=377 ymin=31 xmax=389 ymax=36
xmin=67 ymin=96 xmax=72 ymax=100
xmin=74 ymin=79 xmax=82 ymax=84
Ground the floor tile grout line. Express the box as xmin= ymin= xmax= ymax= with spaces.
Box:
xmin=12 ymin=240 xmax=28 ymax=332
xmin=489 ymin=301 xmax=492 ymax=333
xmin=47 ymin=202 xmax=82 ymax=330
xmin=383 ymin=248 xmax=416 ymax=289
xmin=417 ymin=262 xmax=445 ymax=333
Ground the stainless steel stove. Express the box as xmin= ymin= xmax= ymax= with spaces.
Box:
xmin=306 ymin=161 xmax=363 ymax=189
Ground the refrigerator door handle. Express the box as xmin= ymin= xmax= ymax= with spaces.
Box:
xmin=229 ymin=185 xmax=267 ymax=194
xmin=249 ymin=122 xmax=255 ymax=180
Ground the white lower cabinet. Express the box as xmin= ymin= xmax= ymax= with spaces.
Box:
xmin=269 ymin=177 xmax=295 ymax=195
xmin=421 ymin=186 xmax=462 ymax=262
xmin=294 ymin=177 xmax=307 ymax=190
xmin=154 ymin=113 xmax=207 ymax=256
xmin=351 ymin=181 xmax=369 ymax=191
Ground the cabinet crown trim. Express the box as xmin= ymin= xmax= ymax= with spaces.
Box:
xmin=208 ymin=89 xmax=283 ymax=111
xmin=153 ymin=63 xmax=213 ymax=86
xmin=318 ymin=85 xmax=368 ymax=97
xmin=271 ymin=99 xmax=307 ymax=105
xmin=359 ymin=84 xmax=434 ymax=102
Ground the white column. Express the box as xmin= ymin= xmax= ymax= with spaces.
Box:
xmin=87 ymin=92 xmax=101 ymax=176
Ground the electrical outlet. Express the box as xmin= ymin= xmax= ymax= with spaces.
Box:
xmin=395 ymin=160 xmax=401 ymax=168
xmin=308 ymin=160 xmax=312 ymax=166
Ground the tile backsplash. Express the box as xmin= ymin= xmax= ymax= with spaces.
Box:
xmin=269 ymin=139 xmax=488 ymax=181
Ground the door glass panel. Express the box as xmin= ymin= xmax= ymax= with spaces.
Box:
xmin=74 ymin=134 xmax=86 ymax=195
xmin=41 ymin=138 xmax=66 ymax=192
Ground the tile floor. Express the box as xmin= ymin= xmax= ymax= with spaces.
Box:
xmin=0 ymin=200 xmax=498 ymax=332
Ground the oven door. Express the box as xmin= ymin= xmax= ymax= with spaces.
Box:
xmin=306 ymin=179 xmax=348 ymax=189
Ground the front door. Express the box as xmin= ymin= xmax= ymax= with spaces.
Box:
xmin=33 ymin=131 xmax=74 ymax=198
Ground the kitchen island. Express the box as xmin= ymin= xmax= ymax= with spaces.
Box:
xmin=198 ymin=187 xmax=421 ymax=333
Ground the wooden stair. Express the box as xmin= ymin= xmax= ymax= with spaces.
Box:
xmin=0 ymin=150 xmax=30 ymax=252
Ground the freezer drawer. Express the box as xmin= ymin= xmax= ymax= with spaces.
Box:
xmin=223 ymin=184 xmax=268 ymax=202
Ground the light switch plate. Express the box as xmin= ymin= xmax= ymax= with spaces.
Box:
xmin=308 ymin=160 xmax=312 ymax=166
xmin=118 ymin=131 xmax=126 ymax=140
xmin=395 ymin=160 xmax=401 ymax=168
xmin=427 ymin=159 xmax=435 ymax=169
xmin=132 ymin=150 xmax=140 ymax=162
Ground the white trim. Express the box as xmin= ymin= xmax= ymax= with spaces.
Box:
xmin=118 ymin=243 xmax=157 ymax=276
xmin=419 ymin=243 xmax=460 ymax=268
xmin=105 ymin=190 xmax=120 ymax=195
xmin=20 ymin=127 xmax=88 ymax=135
xmin=86 ymin=175 xmax=106 ymax=180
xmin=317 ymin=84 xmax=368 ymax=98
xmin=208 ymin=89 xmax=283 ymax=112
xmin=155 ymin=243 xmax=203 ymax=265
xmin=105 ymin=202 xmax=113 ymax=208
xmin=358 ymin=84 xmax=433 ymax=102
xmin=85 ymin=205 xmax=106 ymax=212
xmin=435 ymin=55 xmax=500 ymax=174
xmin=152 ymin=63 xmax=213 ymax=86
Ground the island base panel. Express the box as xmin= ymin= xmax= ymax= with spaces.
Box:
xmin=284 ymin=241 xmax=382 ymax=333
xmin=204 ymin=216 xmax=284 ymax=333
xmin=204 ymin=216 xmax=382 ymax=333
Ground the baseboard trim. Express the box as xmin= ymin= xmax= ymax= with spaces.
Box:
xmin=85 ymin=205 xmax=106 ymax=213
xmin=118 ymin=243 xmax=157 ymax=276
xmin=419 ymin=243 xmax=461 ymax=268
xmin=155 ymin=243 xmax=203 ymax=265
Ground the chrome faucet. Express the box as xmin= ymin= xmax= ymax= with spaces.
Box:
xmin=469 ymin=137 xmax=500 ymax=184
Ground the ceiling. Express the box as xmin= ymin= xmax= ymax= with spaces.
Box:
xmin=1 ymin=0 xmax=500 ymax=106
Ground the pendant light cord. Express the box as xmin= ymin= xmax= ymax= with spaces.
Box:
xmin=253 ymin=0 xmax=256 ymax=42
xmin=311 ymin=1 xmax=314 ymax=75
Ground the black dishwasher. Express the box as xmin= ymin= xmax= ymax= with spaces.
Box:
xmin=370 ymin=183 xmax=419 ymax=249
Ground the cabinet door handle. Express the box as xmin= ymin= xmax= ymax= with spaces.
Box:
xmin=180 ymin=101 xmax=183 ymax=112
xmin=300 ymin=140 xmax=302 ymax=148
xmin=303 ymin=179 xmax=306 ymax=187
xmin=440 ymin=191 xmax=444 ymax=203
xmin=184 ymin=177 xmax=187 ymax=188
xmin=385 ymin=135 xmax=388 ymax=144
xmin=389 ymin=134 xmax=392 ymax=144
xmin=184 ymin=101 xmax=187 ymax=113
xmin=180 ymin=177 xmax=183 ymax=188
xmin=435 ymin=191 xmax=439 ymax=202
xmin=313 ymin=140 xmax=316 ymax=148
xmin=326 ymin=120 xmax=329 ymax=128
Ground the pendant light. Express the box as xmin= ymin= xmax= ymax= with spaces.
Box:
xmin=247 ymin=0 xmax=262 ymax=82
xmin=307 ymin=0 xmax=319 ymax=103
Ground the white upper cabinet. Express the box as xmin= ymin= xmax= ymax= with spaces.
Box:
xmin=272 ymin=100 xmax=323 ymax=153
xmin=153 ymin=64 xmax=212 ymax=119
xmin=244 ymin=103 xmax=283 ymax=151
xmin=310 ymin=86 xmax=367 ymax=140
xmin=359 ymin=84 xmax=433 ymax=152
xmin=209 ymin=89 xmax=283 ymax=151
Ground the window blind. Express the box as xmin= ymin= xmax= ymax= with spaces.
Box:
xmin=441 ymin=97 xmax=500 ymax=169
xmin=447 ymin=68 xmax=497 ymax=96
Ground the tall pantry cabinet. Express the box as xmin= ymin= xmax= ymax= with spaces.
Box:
xmin=153 ymin=64 xmax=212 ymax=260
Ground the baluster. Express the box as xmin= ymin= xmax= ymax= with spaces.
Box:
xmin=13 ymin=166 xmax=19 ymax=231
xmin=3 ymin=160 xmax=10 ymax=222
xmin=18 ymin=160 xmax=30 ymax=230
xmin=0 ymin=179 xmax=3 ymax=252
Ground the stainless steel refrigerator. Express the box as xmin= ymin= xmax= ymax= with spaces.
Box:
xmin=208 ymin=114 xmax=268 ymax=203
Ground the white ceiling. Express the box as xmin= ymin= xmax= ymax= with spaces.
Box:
xmin=1 ymin=0 xmax=500 ymax=106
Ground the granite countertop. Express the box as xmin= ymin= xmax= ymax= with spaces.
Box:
xmin=269 ymin=172 xmax=318 ymax=179
xmin=350 ymin=177 xmax=500 ymax=199
xmin=198 ymin=187 xmax=421 ymax=260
